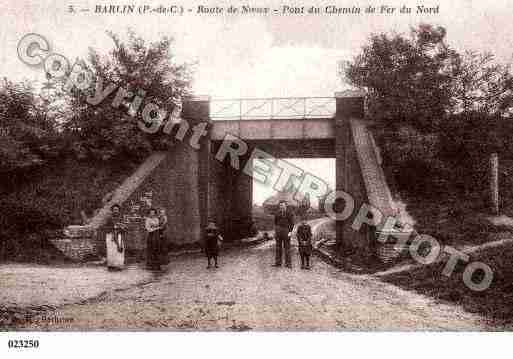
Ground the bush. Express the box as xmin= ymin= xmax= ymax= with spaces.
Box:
xmin=0 ymin=157 xmax=140 ymax=261
xmin=375 ymin=124 xmax=451 ymax=195
xmin=378 ymin=125 xmax=439 ymax=164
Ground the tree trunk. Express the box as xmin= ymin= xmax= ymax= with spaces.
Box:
xmin=489 ymin=152 xmax=499 ymax=215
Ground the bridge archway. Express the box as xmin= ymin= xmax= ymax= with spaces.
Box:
xmin=208 ymin=138 xmax=336 ymax=241
xmin=181 ymin=91 xmax=380 ymax=253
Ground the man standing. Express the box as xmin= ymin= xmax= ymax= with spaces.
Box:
xmin=273 ymin=200 xmax=295 ymax=268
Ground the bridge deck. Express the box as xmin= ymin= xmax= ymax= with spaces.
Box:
xmin=210 ymin=117 xmax=335 ymax=141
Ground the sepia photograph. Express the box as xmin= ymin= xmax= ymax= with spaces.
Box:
xmin=1 ymin=0 xmax=513 ymax=356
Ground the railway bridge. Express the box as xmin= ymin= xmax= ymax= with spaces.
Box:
xmin=54 ymin=91 xmax=396 ymax=260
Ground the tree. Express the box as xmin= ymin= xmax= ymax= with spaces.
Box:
xmin=346 ymin=24 xmax=458 ymax=132
xmin=440 ymin=51 xmax=513 ymax=202
xmin=450 ymin=50 xmax=513 ymax=117
xmin=0 ymin=79 xmax=60 ymax=176
xmin=64 ymin=30 xmax=192 ymax=161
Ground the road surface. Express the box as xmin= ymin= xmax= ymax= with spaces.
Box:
xmin=14 ymin=241 xmax=488 ymax=331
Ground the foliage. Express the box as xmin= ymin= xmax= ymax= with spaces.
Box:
xmin=0 ymin=79 xmax=62 ymax=174
xmin=374 ymin=124 xmax=449 ymax=195
xmin=347 ymin=24 xmax=513 ymax=203
xmin=0 ymin=30 xmax=193 ymax=261
xmin=0 ymin=29 xmax=192 ymax=173
xmin=378 ymin=125 xmax=439 ymax=164
xmin=346 ymin=24 xmax=457 ymax=132
xmin=64 ymin=30 xmax=192 ymax=161
xmin=450 ymin=51 xmax=513 ymax=117
xmin=0 ymin=158 xmax=139 ymax=260
xmin=381 ymin=241 xmax=513 ymax=327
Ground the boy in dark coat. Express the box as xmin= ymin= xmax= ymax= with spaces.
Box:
xmin=204 ymin=221 xmax=223 ymax=269
xmin=296 ymin=218 xmax=313 ymax=269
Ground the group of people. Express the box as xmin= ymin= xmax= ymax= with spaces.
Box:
xmin=104 ymin=199 xmax=312 ymax=272
xmin=104 ymin=204 xmax=168 ymax=271
xmin=272 ymin=200 xmax=313 ymax=270
xmin=202 ymin=200 xmax=313 ymax=270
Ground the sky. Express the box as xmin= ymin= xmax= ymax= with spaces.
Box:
xmin=253 ymin=158 xmax=335 ymax=206
xmin=1 ymin=0 xmax=512 ymax=204
xmin=2 ymin=0 xmax=513 ymax=97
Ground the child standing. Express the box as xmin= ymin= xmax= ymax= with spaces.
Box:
xmin=204 ymin=221 xmax=223 ymax=269
xmin=296 ymin=219 xmax=313 ymax=270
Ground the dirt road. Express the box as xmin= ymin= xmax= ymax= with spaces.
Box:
xmin=11 ymin=241 xmax=488 ymax=331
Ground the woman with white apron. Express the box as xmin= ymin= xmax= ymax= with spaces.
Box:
xmin=105 ymin=204 xmax=126 ymax=271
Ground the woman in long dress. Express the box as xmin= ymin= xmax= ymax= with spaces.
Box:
xmin=145 ymin=208 xmax=161 ymax=271
xmin=158 ymin=208 xmax=169 ymax=265
xmin=105 ymin=204 xmax=126 ymax=271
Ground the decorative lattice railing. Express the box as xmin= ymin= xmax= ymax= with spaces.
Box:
xmin=210 ymin=97 xmax=335 ymax=120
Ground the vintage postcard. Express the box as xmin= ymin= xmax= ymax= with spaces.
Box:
xmin=1 ymin=0 xmax=513 ymax=355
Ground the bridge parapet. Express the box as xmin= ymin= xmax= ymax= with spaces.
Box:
xmin=210 ymin=97 xmax=335 ymax=120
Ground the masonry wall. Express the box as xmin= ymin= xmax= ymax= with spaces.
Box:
xmin=116 ymin=97 xmax=209 ymax=249
xmin=208 ymin=151 xmax=253 ymax=242
xmin=208 ymin=153 xmax=229 ymax=235
xmin=230 ymin=167 xmax=253 ymax=241
xmin=55 ymin=135 xmax=206 ymax=261
xmin=335 ymin=94 xmax=371 ymax=254
xmin=120 ymin=142 xmax=202 ymax=249
xmin=342 ymin=133 xmax=371 ymax=252
xmin=335 ymin=126 xmax=371 ymax=254
xmin=51 ymin=237 xmax=96 ymax=262
xmin=51 ymin=226 xmax=101 ymax=261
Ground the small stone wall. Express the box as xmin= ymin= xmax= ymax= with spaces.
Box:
xmin=374 ymin=229 xmax=412 ymax=263
xmin=50 ymin=226 xmax=99 ymax=262
xmin=51 ymin=216 xmax=149 ymax=261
